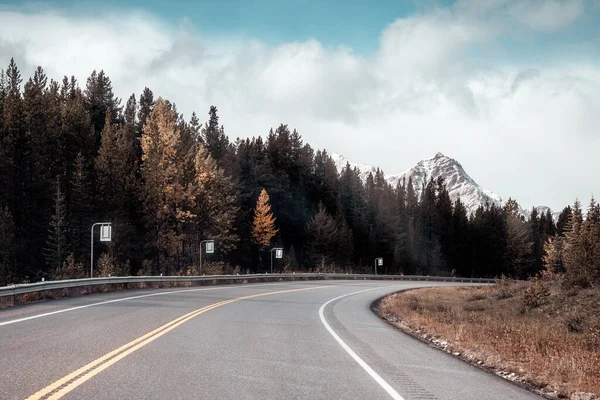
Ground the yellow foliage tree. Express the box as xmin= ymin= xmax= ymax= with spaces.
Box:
xmin=252 ymin=188 xmax=278 ymax=248
xmin=140 ymin=98 xmax=196 ymax=273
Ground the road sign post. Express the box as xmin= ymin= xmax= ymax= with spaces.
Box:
xmin=91 ymin=222 xmax=112 ymax=278
xmin=375 ymin=257 xmax=383 ymax=275
xmin=270 ymin=248 xmax=284 ymax=274
xmin=199 ymin=239 xmax=215 ymax=273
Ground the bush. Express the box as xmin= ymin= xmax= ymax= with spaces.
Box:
xmin=54 ymin=253 xmax=86 ymax=280
xmin=202 ymin=261 xmax=225 ymax=275
xmin=521 ymin=278 xmax=550 ymax=311
xmin=494 ymin=277 xmax=516 ymax=299
xmin=137 ymin=259 xmax=154 ymax=276
xmin=96 ymin=253 xmax=126 ymax=277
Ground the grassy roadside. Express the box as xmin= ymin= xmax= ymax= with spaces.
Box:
xmin=376 ymin=280 xmax=600 ymax=400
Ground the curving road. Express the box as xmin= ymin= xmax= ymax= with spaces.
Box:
xmin=0 ymin=280 xmax=542 ymax=400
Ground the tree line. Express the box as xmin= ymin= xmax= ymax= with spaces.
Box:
xmin=0 ymin=58 xmax=596 ymax=284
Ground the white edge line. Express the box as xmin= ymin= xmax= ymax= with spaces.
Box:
xmin=319 ymin=286 xmax=406 ymax=400
xmin=0 ymin=282 xmax=295 ymax=327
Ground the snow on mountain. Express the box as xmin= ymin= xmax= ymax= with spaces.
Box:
xmin=387 ymin=152 xmax=503 ymax=215
xmin=519 ymin=205 xmax=561 ymax=222
xmin=330 ymin=151 xmax=555 ymax=218
xmin=330 ymin=153 xmax=379 ymax=182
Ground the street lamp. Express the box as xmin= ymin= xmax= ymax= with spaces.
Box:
xmin=199 ymin=239 xmax=215 ymax=273
xmin=374 ymin=257 xmax=383 ymax=275
xmin=270 ymin=248 xmax=283 ymax=274
xmin=91 ymin=222 xmax=112 ymax=278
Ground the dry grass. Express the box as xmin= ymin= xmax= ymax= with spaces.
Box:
xmin=378 ymin=279 xmax=600 ymax=399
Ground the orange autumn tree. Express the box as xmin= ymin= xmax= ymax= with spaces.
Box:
xmin=252 ymin=188 xmax=278 ymax=248
xmin=140 ymin=98 xmax=196 ymax=274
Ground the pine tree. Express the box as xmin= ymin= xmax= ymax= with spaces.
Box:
xmin=313 ymin=150 xmax=339 ymax=213
xmin=95 ymin=109 xmax=137 ymax=218
xmin=2 ymin=58 xmax=28 ymax=276
xmin=587 ymin=196 xmax=600 ymax=223
xmin=435 ymin=177 xmax=453 ymax=273
xmin=505 ymin=206 xmax=533 ymax=278
xmin=70 ymin=152 xmax=91 ymax=262
xmin=406 ymin=177 xmax=418 ymax=218
xmin=335 ymin=204 xmax=354 ymax=269
xmin=140 ymin=98 xmax=196 ymax=274
xmin=284 ymin=244 xmax=300 ymax=272
xmin=556 ymin=206 xmax=571 ymax=236
xmin=545 ymin=209 xmax=556 ymax=237
xmin=44 ymin=176 xmax=67 ymax=272
xmin=137 ymin=87 xmax=154 ymax=160
xmin=84 ymin=69 xmax=122 ymax=141
xmin=190 ymin=112 xmax=201 ymax=142
xmin=567 ymin=199 xmax=584 ymax=235
xmin=543 ymin=235 xmax=565 ymax=274
xmin=561 ymin=198 xmax=599 ymax=286
xmin=252 ymin=188 xmax=278 ymax=248
xmin=201 ymin=106 xmax=230 ymax=166
xmin=60 ymin=80 xmax=95 ymax=179
xmin=23 ymin=66 xmax=54 ymax=275
xmin=124 ymin=93 xmax=137 ymax=127
xmin=452 ymin=197 xmax=470 ymax=277
xmin=305 ymin=202 xmax=339 ymax=268
xmin=138 ymin=88 xmax=155 ymax=127
xmin=529 ymin=207 xmax=544 ymax=274
xmin=193 ymin=144 xmax=239 ymax=254
xmin=0 ymin=206 xmax=15 ymax=285
xmin=339 ymin=162 xmax=368 ymax=266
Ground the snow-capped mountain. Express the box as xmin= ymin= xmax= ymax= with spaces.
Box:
xmin=330 ymin=151 xmax=555 ymax=218
xmin=330 ymin=153 xmax=379 ymax=182
xmin=520 ymin=206 xmax=561 ymax=222
xmin=387 ymin=152 xmax=503 ymax=214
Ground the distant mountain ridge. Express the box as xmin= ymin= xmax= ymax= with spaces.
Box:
xmin=330 ymin=152 xmax=556 ymax=219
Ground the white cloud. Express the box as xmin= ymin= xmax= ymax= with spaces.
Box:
xmin=455 ymin=0 xmax=585 ymax=31
xmin=516 ymin=0 xmax=584 ymax=31
xmin=0 ymin=4 xmax=598 ymax=211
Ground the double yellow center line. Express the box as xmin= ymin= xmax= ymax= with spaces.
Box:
xmin=26 ymin=285 xmax=333 ymax=400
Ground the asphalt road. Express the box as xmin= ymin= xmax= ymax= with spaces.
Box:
xmin=0 ymin=280 xmax=543 ymax=400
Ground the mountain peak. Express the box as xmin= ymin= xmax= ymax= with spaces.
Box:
xmin=331 ymin=151 xmax=554 ymax=218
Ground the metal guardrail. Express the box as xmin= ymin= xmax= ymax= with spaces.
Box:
xmin=0 ymin=273 xmax=495 ymax=298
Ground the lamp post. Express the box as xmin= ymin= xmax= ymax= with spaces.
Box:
xmin=91 ymin=222 xmax=112 ymax=278
xmin=270 ymin=248 xmax=283 ymax=274
xmin=199 ymin=239 xmax=214 ymax=273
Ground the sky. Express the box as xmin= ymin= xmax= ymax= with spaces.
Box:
xmin=0 ymin=0 xmax=599 ymax=211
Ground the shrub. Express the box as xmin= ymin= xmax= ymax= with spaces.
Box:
xmin=202 ymin=261 xmax=225 ymax=275
xmin=54 ymin=253 xmax=86 ymax=280
xmin=137 ymin=259 xmax=154 ymax=276
xmin=96 ymin=253 xmax=126 ymax=277
xmin=521 ymin=278 xmax=550 ymax=310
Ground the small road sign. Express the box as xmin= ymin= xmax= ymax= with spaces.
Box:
xmin=100 ymin=224 xmax=112 ymax=242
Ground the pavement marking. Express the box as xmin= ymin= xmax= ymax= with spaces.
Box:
xmin=26 ymin=284 xmax=335 ymax=400
xmin=0 ymin=281 xmax=312 ymax=327
xmin=319 ymin=287 xmax=406 ymax=400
